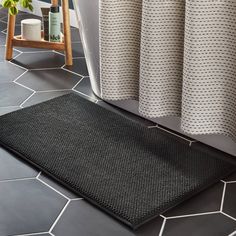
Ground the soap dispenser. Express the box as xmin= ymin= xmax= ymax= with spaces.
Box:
xmin=49 ymin=5 xmax=61 ymax=42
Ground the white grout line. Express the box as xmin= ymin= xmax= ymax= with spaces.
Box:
xmin=165 ymin=211 xmax=220 ymax=219
xmin=70 ymin=197 xmax=83 ymax=201
xmin=29 ymin=67 xmax=61 ymax=71
xmin=20 ymin=92 xmax=36 ymax=108
xmin=71 ymin=77 xmax=84 ymax=90
xmin=53 ymin=50 xmax=64 ymax=56
xmin=223 ymin=180 xmax=236 ymax=184
xmin=72 ymin=56 xmax=86 ymax=59
xmin=72 ymin=89 xmax=98 ymax=103
xmin=0 ymin=105 xmax=20 ymax=109
xmin=35 ymin=89 xmax=72 ymax=93
xmin=148 ymin=125 xmax=159 ymax=129
xmin=21 ymin=50 xmax=52 ymax=54
xmin=157 ymin=126 xmax=194 ymax=144
xmin=13 ymin=70 xmax=28 ymax=82
xmin=0 ymin=177 xmax=36 ymax=183
xmin=49 ymin=200 xmax=71 ymax=233
xmin=220 ymin=182 xmax=227 ymax=211
xmin=61 ymin=66 xmax=84 ymax=78
xmin=9 ymin=60 xmax=28 ymax=70
xmin=9 ymin=231 xmax=50 ymax=236
xmin=228 ymin=230 xmax=236 ymax=236
xmin=36 ymin=171 xmax=42 ymax=178
xmin=14 ymin=80 xmax=35 ymax=92
xmin=36 ymin=177 xmax=70 ymax=201
xmin=158 ymin=218 xmax=166 ymax=236
xmin=221 ymin=212 xmax=236 ymax=222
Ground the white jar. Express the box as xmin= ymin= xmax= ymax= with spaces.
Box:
xmin=21 ymin=19 xmax=42 ymax=41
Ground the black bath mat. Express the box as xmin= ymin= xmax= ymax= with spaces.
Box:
xmin=0 ymin=93 xmax=235 ymax=229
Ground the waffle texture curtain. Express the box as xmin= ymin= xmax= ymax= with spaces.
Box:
xmin=100 ymin=0 xmax=236 ymax=139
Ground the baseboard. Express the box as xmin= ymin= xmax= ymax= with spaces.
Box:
xmin=18 ymin=0 xmax=78 ymax=28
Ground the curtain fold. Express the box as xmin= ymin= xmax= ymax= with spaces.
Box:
xmin=100 ymin=0 xmax=236 ymax=140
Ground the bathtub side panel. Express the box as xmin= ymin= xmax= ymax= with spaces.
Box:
xmin=73 ymin=0 xmax=101 ymax=97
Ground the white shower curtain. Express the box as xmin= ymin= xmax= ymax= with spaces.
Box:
xmin=100 ymin=0 xmax=236 ymax=140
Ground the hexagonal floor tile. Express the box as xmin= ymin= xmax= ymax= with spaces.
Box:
xmin=70 ymin=27 xmax=81 ymax=42
xmin=0 ymin=46 xmax=20 ymax=62
xmin=0 ymin=61 xmax=26 ymax=83
xmin=0 ymin=179 xmax=67 ymax=235
xmin=56 ymin=42 xmax=84 ymax=58
xmin=52 ymin=200 xmax=163 ymax=236
xmin=0 ymin=82 xmax=33 ymax=107
xmin=223 ymin=183 xmax=236 ymax=218
xmin=11 ymin=52 xmax=65 ymax=69
xmin=17 ymin=69 xmax=82 ymax=91
xmin=1 ymin=12 xmax=41 ymax=25
xmin=38 ymin=173 xmax=79 ymax=199
xmin=22 ymin=91 xmax=71 ymax=107
xmin=64 ymin=58 xmax=88 ymax=76
xmin=0 ymin=31 xmax=6 ymax=45
xmin=224 ymin=172 xmax=236 ymax=182
xmin=0 ymin=148 xmax=38 ymax=181
xmin=0 ymin=106 xmax=20 ymax=116
xmin=0 ymin=7 xmax=8 ymax=19
xmin=73 ymin=77 xmax=99 ymax=101
xmin=163 ymin=213 xmax=236 ymax=236
xmin=164 ymin=182 xmax=224 ymax=217
xmin=0 ymin=21 xmax=7 ymax=32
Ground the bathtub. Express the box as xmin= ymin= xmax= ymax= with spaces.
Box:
xmin=73 ymin=0 xmax=101 ymax=98
xmin=72 ymin=0 xmax=236 ymax=157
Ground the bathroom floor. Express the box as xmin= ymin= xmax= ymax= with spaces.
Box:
xmin=1 ymin=9 xmax=236 ymax=236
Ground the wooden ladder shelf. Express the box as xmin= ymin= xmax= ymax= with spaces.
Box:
xmin=5 ymin=0 xmax=73 ymax=66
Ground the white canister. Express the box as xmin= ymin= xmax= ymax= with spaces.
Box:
xmin=21 ymin=19 xmax=42 ymax=41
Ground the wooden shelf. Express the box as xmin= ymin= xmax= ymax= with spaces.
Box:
xmin=13 ymin=34 xmax=65 ymax=51
xmin=5 ymin=0 xmax=73 ymax=66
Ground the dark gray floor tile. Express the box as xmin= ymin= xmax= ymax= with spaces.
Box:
xmin=70 ymin=27 xmax=81 ymax=42
xmin=23 ymin=91 xmax=71 ymax=107
xmin=17 ymin=69 xmax=82 ymax=91
xmin=0 ymin=61 xmax=26 ymax=83
xmin=52 ymin=200 xmax=163 ymax=236
xmin=0 ymin=82 xmax=33 ymax=107
xmin=1 ymin=12 xmax=41 ymax=25
xmin=0 ymin=20 xmax=7 ymax=31
xmin=224 ymin=172 xmax=236 ymax=182
xmin=97 ymin=100 xmax=155 ymax=127
xmin=2 ymin=24 xmax=21 ymax=35
xmin=64 ymin=58 xmax=88 ymax=76
xmin=72 ymin=90 xmax=98 ymax=103
xmin=0 ymin=46 xmax=20 ymax=62
xmin=0 ymin=106 xmax=21 ymax=116
xmin=0 ymin=8 xmax=8 ymax=19
xmin=0 ymin=148 xmax=38 ymax=180
xmin=164 ymin=182 xmax=224 ymax=217
xmin=56 ymin=42 xmax=84 ymax=58
xmin=11 ymin=52 xmax=65 ymax=69
xmin=223 ymin=183 xmax=236 ymax=218
xmin=73 ymin=77 xmax=99 ymax=101
xmin=163 ymin=213 xmax=236 ymax=236
xmin=39 ymin=173 xmax=79 ymax=199
xmin=0 ymin=31 xmax=5 ymax=45
xmin=0 ymin=179 xmax=67 ymax=235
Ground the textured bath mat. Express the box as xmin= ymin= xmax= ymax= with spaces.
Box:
xmin=0 ymin=93 xmax=235 ymax=229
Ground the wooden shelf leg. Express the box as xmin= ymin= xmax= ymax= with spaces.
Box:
xmin=5 ymin=14 xmax=16 ymax=60
xmin=62 ymin=0 xmax=73 ymax=66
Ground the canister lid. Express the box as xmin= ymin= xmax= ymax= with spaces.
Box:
xmin=50 ymin=5 xmax=59 ymax=13
xmin=21 ymin=19 xmax=41 ymax=25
